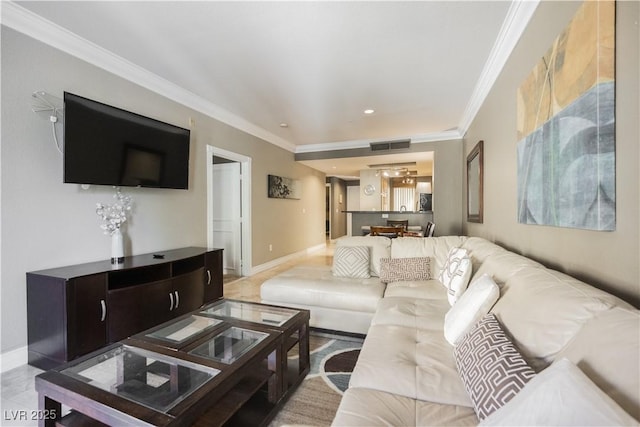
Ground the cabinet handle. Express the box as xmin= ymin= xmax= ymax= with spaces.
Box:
xmin=207 ymin=270 xmax=211 ymax=285
xmin=174 ymin=291 xmax=179 ymax=309
xmin=169 ymin=292 xmax=174 ymax=311
xmin=100 ymin=299 xmax=107 ymax=322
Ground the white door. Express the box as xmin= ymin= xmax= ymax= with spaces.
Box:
xmin=212 ymin=162 xmax=242 ymax=275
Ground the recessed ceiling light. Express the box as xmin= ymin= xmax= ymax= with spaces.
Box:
xmin=279 ymin=123 xmax=289 ymax=128
xmin=364 ymin=109 xmax=375 ymax=115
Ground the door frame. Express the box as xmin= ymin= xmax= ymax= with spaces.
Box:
xmin=206 ymin=145 xmax=252 ymax=276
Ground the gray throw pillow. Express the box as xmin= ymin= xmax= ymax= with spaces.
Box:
xmin=379 ymin=257 xmax=432 ymax=284
xmin=454 ymin=313 xmax=536 ymax=420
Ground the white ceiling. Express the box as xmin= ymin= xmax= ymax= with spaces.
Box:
xmin=6 ymin=1 xmax=536 ymax=178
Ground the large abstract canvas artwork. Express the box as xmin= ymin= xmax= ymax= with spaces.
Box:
xmin=517 ymin=1 xmax=615 ymax=230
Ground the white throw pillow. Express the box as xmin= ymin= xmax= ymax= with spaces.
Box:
xmin=479 ymin=358 xmax=639 ymax=426
xmin=332 ymin=246 xmax=371 ymax=279
xmin=336 ymin=236 xmax=391 ymax=277
xmin=444 ymin=274 xmax=500 ymax=345
xmin=439 ymin=247 xmax=473 ymax=305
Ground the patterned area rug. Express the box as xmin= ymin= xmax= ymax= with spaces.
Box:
xmin=269 ymin=332 xmax=363 ymax=426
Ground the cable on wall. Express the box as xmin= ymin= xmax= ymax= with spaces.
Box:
xmin=31 ymin=91 xmax=63 ymax=154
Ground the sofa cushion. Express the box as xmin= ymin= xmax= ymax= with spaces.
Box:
xmin=260 ymin=265 xmax=384 ymax=313
xmin=383 ymin=279 xmax=448 ymax=300
xmin=491 ymin=267 xmax=615 ymax=369
xmin=349 ymin=324 xmax=472 ymax=407
xmin=556 ymin=307 xmax=640 ymax=420
xmin=260 ymin=300 xmax=374 ymax=334
xmin=332 ymin=388 xmax=478 ymax=427
xmin=460 ymin=236 xmax=506 ymax=265
xmin=372 ymin=296 xmax=450 ymax=330
xmin=470 ymin=250 xmax=544 ymax=286
xmin=439 ymin=247 xmax=473 ymax=305
xmin=479 ymin=358 xmax=639 ymax=426
xmin=444 ymin=274 xmax=500 ymax=345
xmin=336 ymin=236 xmax=392 ymax=277
xmin=454 ymin=313 xmax=536 ymax=420
xmin=332 ymin=246 xmax=371 ymax=278
xmin=391 ymin=236 xmax=467 ymax=273
xmin=461 ymin=237 xmax=546 ymax=289
xmin=379 ymin=256 xmax=431 ymax=283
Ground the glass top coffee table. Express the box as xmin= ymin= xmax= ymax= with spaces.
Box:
xmin=200 ymin=300 xmax=299 ymax=327
xmin=60 ymin=344 xmax=219 ymax=413
xmin=189 ymin=326 xmax=270 ymax=364
xmin=35 ymin=299 xmax=310 ymax=427
xmin=144 ymin=314 xmax=224 ymax=345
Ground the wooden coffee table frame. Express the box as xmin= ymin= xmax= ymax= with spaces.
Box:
xmin=35 ymin=299 xmax=310 ymax=427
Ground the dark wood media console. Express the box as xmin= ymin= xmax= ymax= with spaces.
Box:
xmin=27 ymin=247 xmax=223 ymax=370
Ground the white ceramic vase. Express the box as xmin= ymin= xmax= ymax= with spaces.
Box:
xmin=111 ymin=228 xmax=124 ymax=264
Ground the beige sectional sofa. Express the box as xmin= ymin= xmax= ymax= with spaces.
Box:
xmin=261 ymin=236 xmax=640 ymax=425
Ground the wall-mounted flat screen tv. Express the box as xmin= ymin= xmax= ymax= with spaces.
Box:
xmin=63 ymin=92 xmax=190 ymax=189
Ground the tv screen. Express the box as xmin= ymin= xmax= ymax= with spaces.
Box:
xmin=63 ymin=92 xmax=190 ymax=189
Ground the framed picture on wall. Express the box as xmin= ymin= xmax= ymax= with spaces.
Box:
xmin=419 ymin=193 xmax=432 ymax=211
xmin=268 ymin=174 xmax=301 ymax=199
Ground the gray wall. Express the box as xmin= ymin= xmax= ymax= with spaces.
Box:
xmin=463 ymin=1 xmax=640 ymax=306
xmin=0 ymin=27 xmax=326 ymax=354
xmin=432 ymin=140 xmax=464 ymax=236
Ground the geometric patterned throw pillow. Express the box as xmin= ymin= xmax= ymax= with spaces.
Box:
xmin=439 ymin=247 xmax=473 ymax=306
xmin=454 ymin=313 xmax=536 ymax=420
xmin=379 ymin=257 xmax=432 ymax=284
xmin=332 ymin=246 xmax=371 ymax=278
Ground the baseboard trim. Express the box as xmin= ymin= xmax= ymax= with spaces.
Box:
xmin=0 ymin=345 xmax=28 ymax=373
xmin=250 ymin=243 xmax=327 ymax=275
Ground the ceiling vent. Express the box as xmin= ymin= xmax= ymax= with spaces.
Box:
xmin=368 ymin=161 xmax=417 ymax=169
xmin=369 ymin=139 xmax=411 ymax=152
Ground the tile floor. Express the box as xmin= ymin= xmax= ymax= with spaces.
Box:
xmin=0 ymin=242 xmax=333 ymax=426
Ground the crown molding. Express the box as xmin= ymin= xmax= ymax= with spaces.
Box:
xmin=457 ymin=0 xmax=539 ymax=136
xmin=295 ymin=129 xmax=462 ymax=154
xmin=1 ymin=1 xmax=297 ymax=153
xmin=2 ymin=1 xmax=537 ymax=154
xmin=409 ymin=130 xmax=463 ymax=144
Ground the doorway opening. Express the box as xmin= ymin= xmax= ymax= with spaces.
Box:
xmin=206 ymin=146 xmax=252 ymax=281
xmin=325 ymin=183 xmax=331 ymax=241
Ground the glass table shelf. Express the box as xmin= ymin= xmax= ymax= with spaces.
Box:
xmin=188 ymin=327 xmax=269 ymax=364
xmin=60 ymin=345 xmax=219 ymax=413
xmin=145 ymin=315 xmax=223 ymax=345
xmin=200 ymin=300 xmax=299 ymax=327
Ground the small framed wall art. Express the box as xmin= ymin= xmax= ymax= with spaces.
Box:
xmin=268 ymin=174 xmax=301 ymax=200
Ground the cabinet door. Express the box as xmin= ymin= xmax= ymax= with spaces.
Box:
xmin=172 ymin=268 xmax=204 ymax=316
xmin=107 ymin=279 xmax=173 ymax=342
xmin=69 ymin=274 xmax=107 ymax=360
xmin=27 ymin=274 xmax=68 ymax=369
xmin=203 ymin=250 xmax=223 ymax=304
